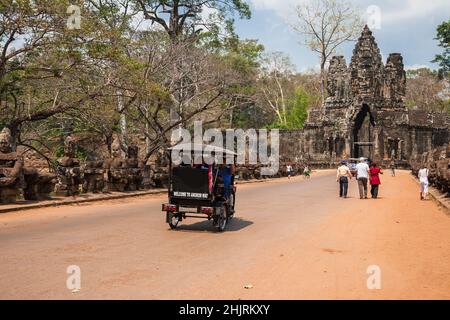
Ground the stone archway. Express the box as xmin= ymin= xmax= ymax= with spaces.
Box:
xmin=352 ymin=104 xmax=376 ymax=159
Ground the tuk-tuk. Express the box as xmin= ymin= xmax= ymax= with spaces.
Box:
xmin=162 ymin=144 xmax=237 ymax=232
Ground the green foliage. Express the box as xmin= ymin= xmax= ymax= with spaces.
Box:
xmin=55 ymin=144 xmax=87 ymax=160
xmin=267 ymin=87 xmax=313 ymax=129
xmin=432 ymin=20 xmax=450 ymax=76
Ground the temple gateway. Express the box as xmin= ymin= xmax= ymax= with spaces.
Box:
xmin=298 ymin=25 xmax=449 ymax=166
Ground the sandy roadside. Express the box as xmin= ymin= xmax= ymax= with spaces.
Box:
xmin=197 ymin=170 xmax=450 ymax=299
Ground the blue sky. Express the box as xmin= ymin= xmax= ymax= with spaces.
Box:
xmin=233 ymin=0 xmax=450 ymax=72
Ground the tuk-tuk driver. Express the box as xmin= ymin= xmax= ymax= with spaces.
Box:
xmin=219 ymin=163 xmax=235 ymax=199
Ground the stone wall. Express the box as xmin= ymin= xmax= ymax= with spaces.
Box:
xmin=298 ymin=25 xmax=449 ymax=169
xmin=410 ymin=143 xmax=449 ymax=196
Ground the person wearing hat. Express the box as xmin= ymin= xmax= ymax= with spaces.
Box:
xmin=369 ymin=162 xmax=382 ymax=199
xmin=336 ymin=160 xmax=352 ymax=198
xmin=355 ymin=157 xmax=370 ymax=199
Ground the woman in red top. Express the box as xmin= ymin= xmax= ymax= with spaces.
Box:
xmin=369 ymin=163 xmax=382 ymax=199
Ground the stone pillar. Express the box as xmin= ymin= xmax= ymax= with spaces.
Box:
xmin=411 ymin=130 xmax=417 ymax=157
xmin=344 ymin=137 xmax=351 ymax=158
xmin=373 ymin=127 xmax=381 ymax=161
xmin=398 ymin=139 xmax=403 ymax=160
xmin=427 ymin=131 xmax=432 ymax=153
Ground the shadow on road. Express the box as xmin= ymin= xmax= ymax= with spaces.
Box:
xmin=173 ymin=217 xmax=253 ymax=233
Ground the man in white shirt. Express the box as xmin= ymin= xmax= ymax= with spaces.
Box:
xmin=418 ymin=165 xmax=429 ymax=200
xmin=355 ymin=157 xmax=370 ymax=199
xmin=336 ymin=161 xmax=352 ymax=198
xmin=286 ymin=164 xmax=293 ymax=179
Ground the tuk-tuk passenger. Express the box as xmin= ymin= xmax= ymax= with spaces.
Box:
xmin=195 ymin=161 xmax=213 ymax=193
xmin=218 ymin=164 xmax=235 ymax=199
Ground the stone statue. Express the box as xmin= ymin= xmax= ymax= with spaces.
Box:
xmin=124 ymin=145 xmax=144 ymax=191
xmin=0 ymin=128 xmax=24 ymax=203
xmin=384 ymin=53 xmax=406 ymax=104
xmin=55 ymin=135 xmax=81 ymax=196
xmin=22 ymin=167 xmax=57 ymax=201
xmin=327 ymin=56 xmax=348 ymax=101
xmin=151 ymin=148 xmax=170 ymax=188
xmin=103 ymin=135 xmax=127 ymax=192
xmin=81 ymin=159 xmax=104 ymax=193
xmin=0 ymin=127 xmax=13 ymax=153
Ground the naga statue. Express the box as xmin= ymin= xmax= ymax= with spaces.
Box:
xmin=0 ymin=128 xmax=24 ymax=203
xmin=55 ymin=135 xmax=81 ymax=196
xmin=81 ymin=157 xmax=104 ymax=194
xmin=103 ymin=136 xmax=126 ymax=192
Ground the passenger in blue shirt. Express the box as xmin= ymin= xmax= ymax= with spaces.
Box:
xmin=218 ymin=164 xmax=235 ymax=199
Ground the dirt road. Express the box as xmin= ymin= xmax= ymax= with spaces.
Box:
xmin=1 ymin=170 xmax=449 ymax=299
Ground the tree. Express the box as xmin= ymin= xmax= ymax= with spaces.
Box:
xmin=406 ymin=68 xmax=450 ymax=113
xmin=0 ymin=0 xmax=115 ymax=150
xmin=287 ymin=87 xmax=313 ymax=129
xmin=290 ymin=0 xmax=363 ymax=105
xmin=134 ymin=0 xmax=251 ymax=42
xmin=257 ymin=52 xmax=296 ymax=127
xmin=128 ymin=0 xmax=256 ymax=160
xmin=432 ymin=20 xmax=450 ymax=77
xmin=266 ymin=87 xmax=315 ymax=129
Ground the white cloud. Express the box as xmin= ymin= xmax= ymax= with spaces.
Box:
xmin=249 ymin=0 xmax=300 ymax=19
xmin=379 ymin=0 xmax=449 ymax=24
xmin=404 ymin=64 xmax=434 ymax=71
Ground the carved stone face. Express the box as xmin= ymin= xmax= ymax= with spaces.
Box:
xmin=111 ymin=137 xmax=122 ymax=158
xmin=127 ymin=146 xmax=138 ymax=159
xmin=0 ymin=128 xmax=13 ymax=153
xmin=63 ymin=135 xmax=75 ymax=158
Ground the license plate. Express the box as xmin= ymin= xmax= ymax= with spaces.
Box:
xmin=179 ymin=207 xmax=198 ymax=213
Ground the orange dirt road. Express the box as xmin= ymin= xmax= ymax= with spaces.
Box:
xmin=0 ymin=170 xmax=449 ymax=299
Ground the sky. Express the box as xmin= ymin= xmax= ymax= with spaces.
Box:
xmin=233 ymin=0 xmax=450 ymax=72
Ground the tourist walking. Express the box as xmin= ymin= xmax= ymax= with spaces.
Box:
xmin=336 ymin=160 xmax=352 ymax=198
xmin=390 ymin=160 xmax=396 ymax=177
xmin=286 ymin=164 xmax=293 ymax=179
xmin=369 ymin=162 xmax=382 ymax=199
xmin=418 ymin=165 xmax=429 ymax=200
xmin=356 ymin=157 xmax=370 ymax=199
xmin=303 ymin=165 xmax=311 ymax=179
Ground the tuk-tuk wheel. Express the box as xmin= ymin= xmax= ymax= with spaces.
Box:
xmin=216 ymin=206 xmax=228 ymax=232
xmin=168 ymin=213 xmax=180 ymax=229
xmin=217 ymin=215 xmax=227 ymax=232
xmin=228 ymin=193 xmax=235 ymax=218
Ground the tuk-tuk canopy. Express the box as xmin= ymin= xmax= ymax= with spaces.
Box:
xmin=168 ymin=143 xmax=237 ymax=156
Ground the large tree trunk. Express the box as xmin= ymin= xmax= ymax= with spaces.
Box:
xmin=320 ymin=55 xmax=327 ymax=109
xmin=117 ymin=90 xmax=128 ymax=156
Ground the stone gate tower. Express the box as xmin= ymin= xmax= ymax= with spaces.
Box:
xmin=301 ymin=25 xmax=448 ymax=166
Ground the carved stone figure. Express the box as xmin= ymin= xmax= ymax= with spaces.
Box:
xmin=124 ymin=145 xmax=142 ymax=191
xmin=103 ymin=137 xmax=144 ymax=192
xmin=82 ymin=160 xmax=104 ymax=193
xmin=23 ymin=167 xmax=57 ymax=201
xmin=327 ymin=56 xmax=349 ymax=101
xmin=0 ymin=128 xmax=24 ymax=203
xmin=151 ymin=148 xmax=170 ymax=188
xmin=55 ymin=135 xmax=81 ymax=196
xmin=384 ymin=53 xmax=406 ymax=104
